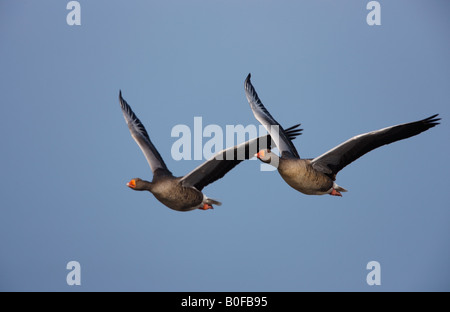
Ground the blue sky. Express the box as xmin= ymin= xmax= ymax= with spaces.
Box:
xmin=0 ymin=0 xmax=449 ymax=291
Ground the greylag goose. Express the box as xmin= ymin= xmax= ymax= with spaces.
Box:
xmin=119 ymin=91 xmax=302 ymax=211
xmin=244 ymin=73 xmax=440 ymax=197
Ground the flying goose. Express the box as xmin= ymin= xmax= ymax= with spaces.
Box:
xmin=119 ymin=91 xmax=302 ymax=211
xmin=244 ymin=73 xmax=440 ymax=196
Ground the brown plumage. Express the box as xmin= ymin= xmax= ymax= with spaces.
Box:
xmin=128 ymin=177 xmax=209 ymax=211
xmin=278 ymin=159 xmax=333 ymax=195
xmin=119 ymin=91 xmax=302 ymax=211
xmin=255 ymin=150 xmax=340 ymax=196
xmin=245 ymin=73 xmax=440 ymax=197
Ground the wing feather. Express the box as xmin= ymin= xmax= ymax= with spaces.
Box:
xmin=119 ymin=91 xmax=172 ymax=176
xmin=311 ymin=114 xmax=440 ymax=179
xmin=180 ymin=124 xmax=302 ymax=190
xmin=244 ymin=74 xmax=300 ymax=159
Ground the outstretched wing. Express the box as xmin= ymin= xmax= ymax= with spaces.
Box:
xmin=180 ymin=124 xmax=302 ymax=191
xmin=244 ymin=73 xmax=300 ymax=159
xmin=311 ymin=114 xmax=440 ymax=179
xmin=119 ymin=91 xmax=172 ymax=176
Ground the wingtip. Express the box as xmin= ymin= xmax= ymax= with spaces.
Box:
xmin=285 ymin=124 xmax=302 ymax=131
xmin=245 ymin=73 xmax=251 ymax=83
xmin=118 ymin=90 xmax=128 ymax=112
xmin=425 ymin=113 xmax=441 ymax=126
xmin=428 ymin=113 xmax=439 ymax=119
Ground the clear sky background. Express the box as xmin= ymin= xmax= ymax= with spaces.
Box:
xmin=0 ymin=0 xmax=449 ymax=291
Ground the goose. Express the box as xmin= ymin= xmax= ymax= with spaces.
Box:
xmin=244 ymin=73 xmax=440 ymax=197
xmin=119 ymin=91 xmax=302 ymax=211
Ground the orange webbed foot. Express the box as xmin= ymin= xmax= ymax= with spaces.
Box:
xmin=199 ymin=203 xmax=213 ymax=210
xmin=330 ymin=189 xmax=343 ymax=197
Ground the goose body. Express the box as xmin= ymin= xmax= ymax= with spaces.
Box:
xmin=278 ymin=158 xmax=334 ymax=195
xmin=130 ymin=176 xmax=208 ymax=211
xmin=244 ymin=73 xmax=440 ymax=197
xmin=119 ymin=91 xmax=301 ymax=211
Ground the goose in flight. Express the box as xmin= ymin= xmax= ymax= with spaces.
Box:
xmin=244 ymin=73 xmax=440 ymax=197
xmin=119 ymin=91 xmax=302 ymax=211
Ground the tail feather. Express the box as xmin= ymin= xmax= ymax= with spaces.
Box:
xmin=206 ymin=198 xmax=222 ymax=206
xmin=333 ymin=183 xmax=348 ymax=192
xmin=335 ymin=186 xmax=347 ymax=192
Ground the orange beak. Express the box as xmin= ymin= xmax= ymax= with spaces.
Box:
xmin=255 ymin=150 xmax=265 ymax=159
xmin=127 ymin=179 xmax=136 ymax=188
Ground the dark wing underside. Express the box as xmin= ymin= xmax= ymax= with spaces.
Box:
xmin=180 ymin=124 xmax=302 ymax=191
xmin=311 ymin=114 xmax=440 ymax=179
